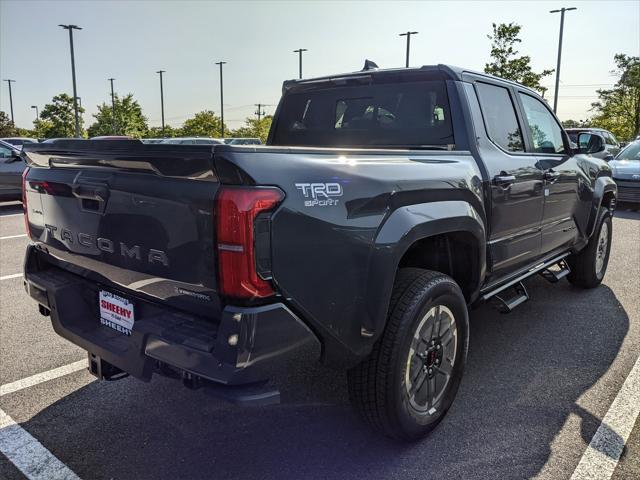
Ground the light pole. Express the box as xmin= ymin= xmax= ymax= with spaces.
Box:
xmin=59 ymin=24 xmax=82 ymax=137
xmin=156 ymin=70 xmax=166 ymax=137
xmin=293 ymin=48 xmax=307 ymax=79
xmin=108 ymin=78 xmax=116 ymax=134
xmin=215 ymin=61 xmax=226 ymax=138
xmin=31 ymin=105 xmax=38 ymax=121
xmin=255 ymin=103 xmax=267 ymax=121
xmin=399 ymin=31 xmax=418 ymax=68
xmin=3 ymin=79 xmax=15 ymax=124
xmin=550 ymin=7 xmax=577 ymax=113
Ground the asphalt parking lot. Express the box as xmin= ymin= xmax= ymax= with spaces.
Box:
xmin=0 ymin=200 xmax=638 ymax=480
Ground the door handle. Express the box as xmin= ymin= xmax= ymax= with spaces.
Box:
xmin=544 ymin=170 xmax=561 ymax=182
xmin=493 ymin=174 xmax=516 ymax=187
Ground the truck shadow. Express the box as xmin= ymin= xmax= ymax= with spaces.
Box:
xmin=7 ymin=277 xmax=629 ymax=480
xmin=0 ymin=202 xmax=23 ymax=216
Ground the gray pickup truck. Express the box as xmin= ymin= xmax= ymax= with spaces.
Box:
xmin=22 ymin=64 xmax=616 ymax=440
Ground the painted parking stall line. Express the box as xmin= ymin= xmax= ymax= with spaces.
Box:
xmin=0 ymin=234 xmax=27 ymax=240
xmin=0 ymin=360 xmax=87 ymax=397
xmin=571 ymin=353 xmax=640 ymax=480
xmin=0 ymin=408 xmax=81 ymax=480
xmin=0 ymin=273 xmax=22 ymax=281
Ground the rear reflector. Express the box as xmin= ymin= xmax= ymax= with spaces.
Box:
xmin=215 ymin=187 xmax=284 ymax=299
xmin=22 ymin=167 xmax=30 ymax=239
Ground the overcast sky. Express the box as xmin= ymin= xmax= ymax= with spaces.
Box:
xmin=1 ymin=0 xmax=638 ymax=130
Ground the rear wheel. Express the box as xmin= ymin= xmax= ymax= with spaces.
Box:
xmin=567 ymin=209 xmax=612 ymax=288
xmin=348 ymin=269 xmax=469 ymax=441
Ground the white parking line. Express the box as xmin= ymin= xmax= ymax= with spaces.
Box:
xmin=0 ymin=234 xmax=27 ymax=240
xmin=0 ymin=408 xmax=81 ymax=480
xmin=0 ymin=361 xmax=88 ymax=479
xmin=571 ymin=354 xmax=640 ymax=480
xmin=0 ymin=360 xmax=87 ymax=397
xmin=0 ymin=273 xmax=22 ymax=281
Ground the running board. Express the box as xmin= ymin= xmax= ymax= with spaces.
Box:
xmin=539 ymin=259 xmax=571 ymax=283
xmin=491 ymin=282 xmax=529 ymax=313
xmin=481 ymin=253 xmax=570 ymax=313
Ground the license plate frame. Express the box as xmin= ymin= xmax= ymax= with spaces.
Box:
xmin=99 ymin=290 xmax=135 ymax=336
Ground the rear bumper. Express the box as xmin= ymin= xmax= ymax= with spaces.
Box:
xmin=23 ymin=245 xmax=320 ymax=386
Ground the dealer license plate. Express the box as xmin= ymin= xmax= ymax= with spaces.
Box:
xmin=99 ymin=290 xmax=135 ymax=336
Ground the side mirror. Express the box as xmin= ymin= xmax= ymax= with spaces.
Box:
xmin=6 ymin=151 xmax=23 ymax=163
xmin=577 ymin=133 xmax=605 ymax=155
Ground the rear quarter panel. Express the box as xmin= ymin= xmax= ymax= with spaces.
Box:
xmin=217 ymin=147 xmax=485 ymax=363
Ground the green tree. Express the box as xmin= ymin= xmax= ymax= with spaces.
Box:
xmin=87 ymin=94 xmax=149 ymax=138
xmin=180 ymin=110 xmax=225 ymax=137
xmin=589 ymin=54 xmax=640 ymax=141
xmin=144 ymin=125 xmax=178 ymax=138
xmin=561 ymin=119 xmax=589 ymax=129
xmin=0 ymin=111 xmax=17 ymax=137
xmin=231 ymin=116 xmax=273 ymax=143
xmin=485 ymin=22 xmax=554 ymax=96
xmin=39 ymin=93 xmax=85 ymax=138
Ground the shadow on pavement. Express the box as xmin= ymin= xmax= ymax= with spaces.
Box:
xmin=3 ymin=277 xmax=630 ymax=480
xmin=0 ymin=202 xmax=23 ymax=217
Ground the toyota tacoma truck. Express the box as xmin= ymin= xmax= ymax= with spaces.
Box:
xmin=22 ymin=64 xmax=617 ymax=440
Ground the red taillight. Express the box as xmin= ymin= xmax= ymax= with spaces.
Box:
xmin=22 ymin=167 xmax=31 ymax=239
xmin=215 ymin=186 xmax=284 ymax=299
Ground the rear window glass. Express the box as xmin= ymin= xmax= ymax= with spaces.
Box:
xmin=271 ymin=80 xmax=454 ymax=148
xmin=475 ymin=83 xmax=524 ymax=153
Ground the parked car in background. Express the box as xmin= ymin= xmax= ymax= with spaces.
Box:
xmin=90 ymin=136 xmax=136 ymax=140
xmin=41 ymin=138 xmax=83 ymax=143
xmin=1 ymin=137 xmax=39 ymax=147
xmin=565 ymin=128 xmax=621 ymax=160
xmin=611 ymin=140 xmax=640 ymax=205
xmin=0 ymin=139 xmax=26 ymax=201
xmin=140 ymin=139 xmax=164 ymax=144
xmin=161 ymin=137 xmax=224 ymax=145
xmin=224 ymin=137 xmax=262 ymax=145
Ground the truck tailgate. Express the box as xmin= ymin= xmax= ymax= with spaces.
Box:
xmin=23 ymin=141 xmax=222 ymax=319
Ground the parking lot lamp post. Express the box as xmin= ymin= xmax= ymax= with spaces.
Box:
xmin=31 ymin=105 xmax=38 ymax=121
xmin=108 ymin=78 xmax=116 ymax=134
xmin=215 ymin=61 xmax=226 ymax=138
xmin=550 ymin=7 xmax=577 ymax=113
xmin=59 ymin=25 xmax=82 ymax=137
xmin=399 ymin=31 xmax=418 ymax=68
xmin=3 ymin=79 xmax=15 ymax=123
xmin=293 ymin=49 xmax=307 ymax=79
xmin=156 ymin=70 xmax=166 ymax=137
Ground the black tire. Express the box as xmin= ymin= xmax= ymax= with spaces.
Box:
xmin=567 ymin=209 xmax=612 ymax=289
xmin=347 ymin=268 xmax=469 ymax=441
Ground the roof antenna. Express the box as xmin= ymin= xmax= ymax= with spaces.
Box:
xmin=362 ymin=59 xmax=379 ymax=71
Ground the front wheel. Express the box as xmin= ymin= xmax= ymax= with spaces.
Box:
xmin=567 ymin=209 xmax=613 ymax=288
xmin=347 ymin=269 xmax=469 ymax=441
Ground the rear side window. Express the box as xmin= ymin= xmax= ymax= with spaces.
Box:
xmin=271 ymin=80 xmax=454 ymax=148
xmin=476 ymin=83 xmax=524 ymax=153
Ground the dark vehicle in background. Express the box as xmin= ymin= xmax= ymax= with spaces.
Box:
xmin=1 ymin=137 xmax=38 ymax=147
xmin=565 ymin=127 xmax=621 ymax=160
xmin=224 ymin=137 xmax=262 ymax=145
xmin=140 ymin=139 xmax=164 ymax=144
xmin=162 ymin=137 xmax=224 ymax=145
xmin=22 ymin=64 xmax=616 ymax=441
xmin=0 ymin=140 xmax=25 ymax=201
xmin=41 ymin=138 xmax=82 ymax=144
xmin=611 ymin=140 xmax=640 ymax=205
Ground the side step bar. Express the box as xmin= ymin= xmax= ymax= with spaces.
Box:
xmin=492 ymin=282 xmax=529 ymax=313
xmin=482 ymin=253 xmax=570 ymax=313
xmin=539 ymin=259 xmax=571 ymax=283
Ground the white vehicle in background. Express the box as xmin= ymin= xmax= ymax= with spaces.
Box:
xmin=610 ymin=140 xmax=640 ymax=205
xmin=1 ymin=137 xmax=39 ymax=147
xmin=161 ymin=137 xmax=224 ymax=145
xmin=224 ymin=137 xmax=262 ymax=145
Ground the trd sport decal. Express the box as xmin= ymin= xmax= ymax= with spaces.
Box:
xmin=295 ymin=182 xmax=343 ymax=207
